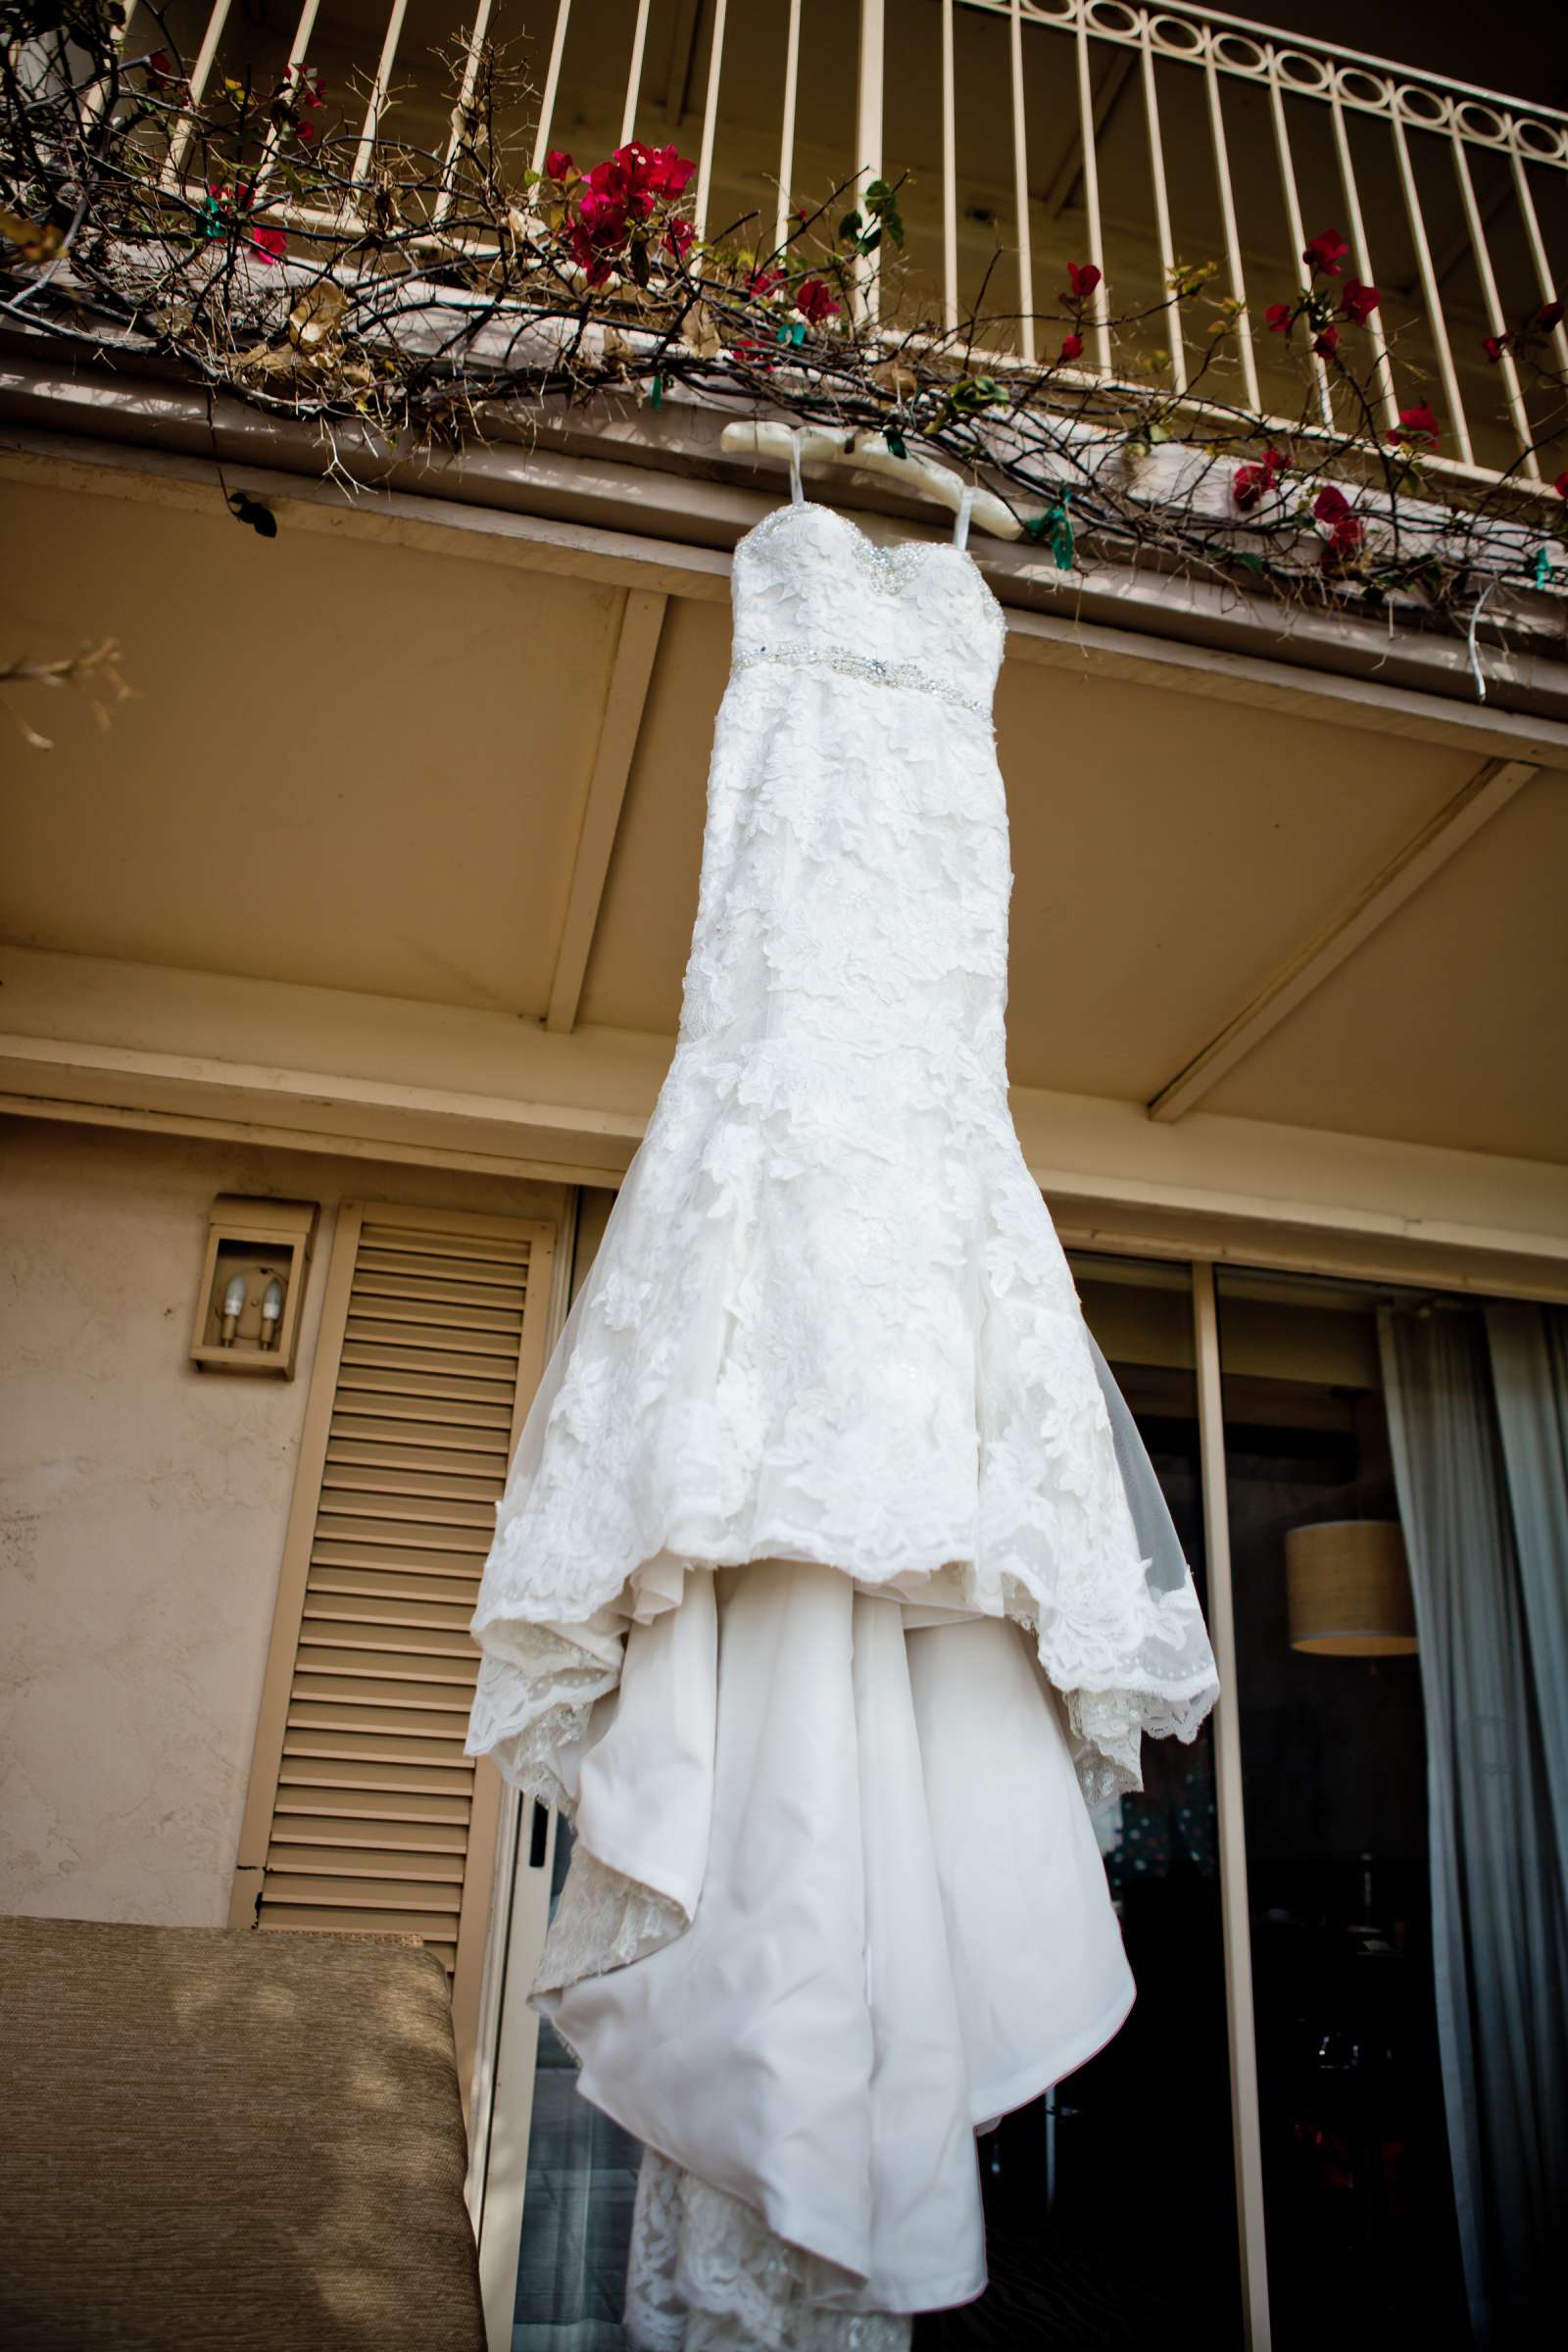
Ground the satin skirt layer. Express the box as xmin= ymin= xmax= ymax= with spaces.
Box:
xmin=534 ymin=1559 xmax=1135 ymax=2342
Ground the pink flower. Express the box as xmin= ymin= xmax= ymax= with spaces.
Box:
xmin=1538 ymin=299 xmax=1563 ymax=331
xmin=1062 ymin=262 xmax=1101 ymax=303
xmin=1482 ymin=332 xmax=1510 ymax=363
xmin=1312 ymin=485 xmax=1352 ymax=524
xmin=664 ymin=217 xmax=694 ymax=262
xmin=1312 ymin=324 xmax=1340 ymax=359
xmin=1302 ymin=227 xmax=1350 ymax=277
xmin=794 ymin=276 xmax=839 ymax=324
xmin=546 ymin=149 xmax=574 ymax=181
xmin=1057 ymin=330 xmax=1084 ymax=363
xmin=1389 ymin=402 xmax=1441 ymax=450
xmin=1555 ymin=470 xmax=1568 ymax=500
xmin=1265 ymin=301 xmax=1295 ymax=334
xmin=249 ymin=224 xmax=286 ymax=265
xmin=746 ymin=266 xmax=785 ymax=298
xmin=1339 ymin=280 xmax=1380 ymax=326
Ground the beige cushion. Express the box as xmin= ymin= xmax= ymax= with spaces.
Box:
xmin=0 ymin=1915 xmax=487 ymax=2351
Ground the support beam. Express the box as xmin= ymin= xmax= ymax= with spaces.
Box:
xmin=1148 ymin=758 xmax=1539 ymax=1122
xmin=545 ymin=587 xmax=666 ymax=1034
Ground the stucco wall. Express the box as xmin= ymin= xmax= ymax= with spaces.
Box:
xmin=0 ymin=1114 xmax=569 ymax=1929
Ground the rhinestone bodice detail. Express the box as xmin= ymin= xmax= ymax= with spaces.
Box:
xmin=730 ymin=502 xmax=1006 ymax=720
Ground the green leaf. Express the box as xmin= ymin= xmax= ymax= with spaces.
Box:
xmin=865 ymin=179 xmax=893 ymax=208
xmin=1149 ymin=421 xmax=1171 ymax=443
xmin=790 ymin=317 xmax=807 ymax=345
xmin=858 ymin=226 xmax=882 ymax=256
xmin=1536 ymin=544 xmax=1553 ymax=590
xmin=839 ymin=210 xmax=862 ymax=243
xmin=1236 ymin=552 xmax=1265 ymax=577
xmin=886 ymin=428 xmax=906 ymax=460
xmin=651 ymin=373 xmax=663 ymax=409
xmin=883 ymin=208 xmax=906 ymax=250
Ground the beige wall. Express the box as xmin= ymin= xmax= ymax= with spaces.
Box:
xmin=0 ymin=1115 xmax=568 ymax=1931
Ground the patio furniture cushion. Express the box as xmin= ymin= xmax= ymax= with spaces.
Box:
xmin=0 ymin=1914 xmax=487 ymax=2350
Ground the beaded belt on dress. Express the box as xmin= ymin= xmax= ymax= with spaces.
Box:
xmin=732 ymin=639 xmax=993 ymax=719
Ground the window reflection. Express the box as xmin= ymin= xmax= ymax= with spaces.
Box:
xmin=1216 ymin=1267 xmax=1466 ymax=2350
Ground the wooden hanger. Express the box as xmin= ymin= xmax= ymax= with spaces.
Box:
xmin=720 ymin=419 xmax=1021 ymax=540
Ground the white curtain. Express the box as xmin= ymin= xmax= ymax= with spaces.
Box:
xmin=1378 ymin=1301 xmax=1568 ymax=2347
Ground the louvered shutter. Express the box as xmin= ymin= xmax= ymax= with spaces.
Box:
xmin=229 ymin=1200 xmax=559 ymax=2090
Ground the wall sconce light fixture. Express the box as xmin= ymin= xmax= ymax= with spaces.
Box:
xmin=191 ymin=1196 xmax=318 ymax=1378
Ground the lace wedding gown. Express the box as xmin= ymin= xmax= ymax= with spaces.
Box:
xmin=466 ymin=443 xmax=1221 ymax=2347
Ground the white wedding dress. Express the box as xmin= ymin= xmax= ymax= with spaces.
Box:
xmin=466 ymin=441 xmax=1221 ymax=2347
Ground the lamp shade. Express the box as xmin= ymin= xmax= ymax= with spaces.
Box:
xmin=1285 ymin=1519 xmax=1417 ymax=1656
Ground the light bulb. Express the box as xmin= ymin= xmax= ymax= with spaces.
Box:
xmin=222 ymin=1273 xmax=247 ymax=1316
xmin=261 ymin=1275 xmax=285 ymax=1348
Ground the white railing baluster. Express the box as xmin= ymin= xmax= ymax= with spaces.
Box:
xmin=772 ymin=0 xmax=803 ymax=260
xmin=1509 ymin=148 xmax=1568 ymax=382
xmin=620 ymin=0 xmax=652 ymax=147
xmin=1203 ymin=37 xmax=1260 ymax=412
xmin=351 ymin=2 xmax=408 ymax=188
xmin=431 ymin=0 xmax=494 ymax=225
xmin=163 ymin=1 xmax=234 ymax=185
xmin=1329 ymin=89 xmax=1399 ymax=433
xmin=529 ymin=0 xmax=572 ymax=177
xmin=854 ymin=0 xmax=885 ymax=321
xmin=693 ymin=0 xmax=728 ymax=243
xmin=1009 ymin=0 xmax=1035 ymax=363
xmin=1075 ymin=9 xmax=1109 ymax=373
xmin=1450 ymin=127 xmax=1541 ymax=478
xmin=942 ymin=0 xmax=958 ymax=334
xmin=1390 ymin=111 xmax=1474 ymax=466
xmin=1265 ymin=57 xmax=1332 ymax=426
xmin=1139 ymin=20 xmax=1187 ymax=396
xmin=250 ymin=0 xmax=319 ymax=196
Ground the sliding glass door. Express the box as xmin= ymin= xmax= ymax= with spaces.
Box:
xmin=1214 ymin=1268 xmax=1465 ymax=2349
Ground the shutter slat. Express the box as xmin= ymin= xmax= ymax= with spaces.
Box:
xmin=332 ymin=1389 xmax=513 ymax=1432
xmin=346 ymin=1301 xmax=522 ymax=1344
xmin=352 ymin=1271 xmax=526 ymax=1315
xmin=313 ymin=1516 xmax=487 ymax=1561
xmin=307 ymin=1566 xmax=482 ymax=1608
xmin=263 ymin=1872 xmax=464 ymax=1914
xmin=276 ymin=1753 xmax=474 ymax=1799
xmin=304 ymin=1591 xmax=475 ymax=1636
xmin=310 ymin=1541 xmax=483 ymax=1577
xmin=326 ymin=1436 xmax=511 ymax=1481
xmin=295 ymin=1630 xmax=477 ymax=1672
xmin=329 ymin=1409 xmax=513 ymax=1455
xmin=357 ymin=1247 xmax=528 ymax=1295
xmin=265 ymin=1841 xmax=468 ymax=1885
xmin=316 ymin=1486 xmax=495 ymax=1532
xmin=273 ymin=1787 xmax=470 ymax=1826
xmin=320 ymin=1461 xmax=503 ymax=1504
xmin=363 ymin=1224 xmax=529 ymax=1267
xmin=269 ymin=1812 xmax=469 ymax=1854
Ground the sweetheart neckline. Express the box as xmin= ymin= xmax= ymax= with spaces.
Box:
xmin=734 ymin=499 xmax=1006 ymax=627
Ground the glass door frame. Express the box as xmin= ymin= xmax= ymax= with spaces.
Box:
xmin=464 ymin=1216 xmax=1359 ymax=2352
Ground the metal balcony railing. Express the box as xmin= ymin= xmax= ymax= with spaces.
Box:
xmin=116 ymin=0 xmax=1567 ymax=487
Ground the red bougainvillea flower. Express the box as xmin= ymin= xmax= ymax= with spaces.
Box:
xmin=249 ymin=224 xmax=286 ymax=265
xmin=1312 ymin=324 xmax=1340 ymax=359
xmin=794 ymin=276 xmax=840 ymax=323
xmin=1265 ymin=301 xmax=1295 ymax=334
xmin=1058 ymin=330 xmax=1084 ymax=363
xmin=1389 ymin=402 xmax=1441 ymax=450
xmin=1539 ymin=298 xmax=1564 ymax=331
xmin=746 ymin=265 xmax=785 ymax=298
xmin=1555 ymin=469 xmax=1568 ymax=499
xmin=545 ymin=149 xmax=574 ymax=180
xmin=1313 ymin=484 xmax=1365 ymax=568
xmin=1302 ymin=228 xmax=1350 ymax=277
xmin=1233 ymin=445 xmax=1289 ymax=512
xmin=1482 ymin=332 xmax=1510 ymax=363
xmin=664 ymin=217 xmax=695 ymax=261
xmin=1062 ymin=261 xmax=1102 ymax=302
xmin=1340 ymin=280 xmax=1380 ymax=325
